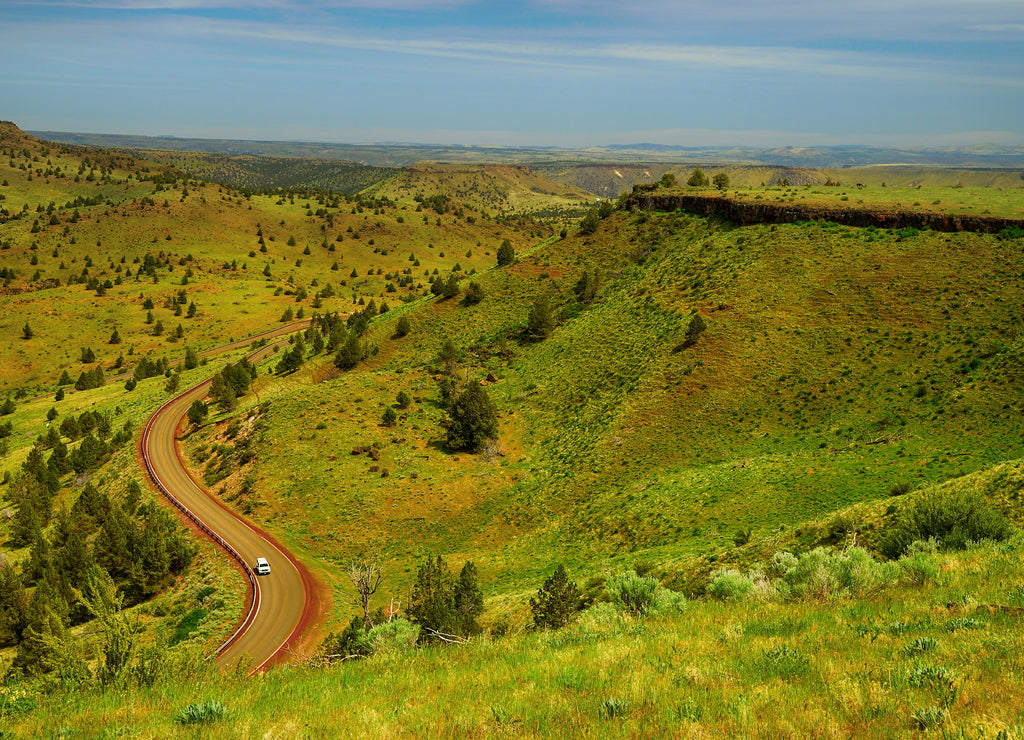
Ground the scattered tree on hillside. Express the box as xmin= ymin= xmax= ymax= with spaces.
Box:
xmin=573 ymin=268 xmax=602 ymax=304
xmin=1 ymin=397 xmax=15 ymax=416
xmin=445 ymin=382 xmax=498 ymax=453
xmin=437 ymin=339 xmax=459 ymax=376
xmin=658 ymin=172 xmax=677 ymax=188
xmin=681 ymin=311 xmax=706 ymax=349
xmin=525 ymin=294 xmax=556 ymax=341
xmin=463 ymin=281 xmax=485 ymax=305
xmin=687 ymin=168 xmax=710 ymax=187
xmin=530 ymin=564 xmax=585 ymax=630
xmin=381 ymin=406 xmax=397 ymax=427
xmin=21 ymin=322 xmax=33 ymax=340
xmin=579 ymin=207 xmax=601 ymax=235
xmin=187 ymin=399 xmax=208 ymax=428
xmin=713 ymin=172 xmax=731 ymax=190
xmin=394 ymin=315 xmax=411 ymax=338
xmin=333 ymin=332 xmax=364 ymax=372
xmin=496 ymin=239 xmax=515 ymax=266
xmin=408 ymin=556 xmax=484 ymax=642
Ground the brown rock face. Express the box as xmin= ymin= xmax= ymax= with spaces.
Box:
xmin=622 ymin=191 xmax=1023 ymax=235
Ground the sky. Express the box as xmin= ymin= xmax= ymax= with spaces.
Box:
xmin=1 ymin=0 xmax=1022 ymax=148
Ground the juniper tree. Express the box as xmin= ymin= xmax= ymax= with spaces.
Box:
xmin=526 ymin=294 xmax=556 ymax=340
xmin=530 ymin=564 xmax=585 ymax=629
xmin=496 ymin=239 xmax=515 ymax=266
xmin=445 ymin=382 xmax=498 ymax=453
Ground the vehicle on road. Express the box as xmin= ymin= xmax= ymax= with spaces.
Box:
xmin=255 ymin=557 xmax=271 ymax=575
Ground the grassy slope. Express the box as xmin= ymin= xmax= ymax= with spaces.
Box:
xmin=4 ymin=122 xmax=1024 ymax=735
xmin=9 ymin=526 xmax=1024 ymax=737
xmin=0 ymin=128 xmax=555 ymax=395
xmin=208 ymin=206 xmax=1024 ymax=621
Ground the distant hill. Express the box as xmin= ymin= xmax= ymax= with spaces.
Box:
xmin=32 ymin=129 xmax=1024 ymax=168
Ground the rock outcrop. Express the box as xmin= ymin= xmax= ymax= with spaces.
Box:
xmin=622 ymin=189 xmax=1023 ymax=235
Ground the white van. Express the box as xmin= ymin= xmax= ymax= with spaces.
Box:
xmin=255 ymin=557 xmax=271 ymax=575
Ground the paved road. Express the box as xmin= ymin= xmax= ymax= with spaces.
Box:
xmin=140 ymin=324 xmax=319 ymax=672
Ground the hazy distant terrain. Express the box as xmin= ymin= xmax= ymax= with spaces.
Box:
xmin=31 ymin=130 xmax=1024 ymax=169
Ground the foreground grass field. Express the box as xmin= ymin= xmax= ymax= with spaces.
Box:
xmin=6 ymin=526 xmax=1024 ymax=738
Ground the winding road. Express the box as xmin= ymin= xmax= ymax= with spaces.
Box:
xmin=139 ymin=321 xmax=323 ymax=672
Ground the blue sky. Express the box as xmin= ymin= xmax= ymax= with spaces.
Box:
xmin=2 ymin=0 xmax=1022 ymax=147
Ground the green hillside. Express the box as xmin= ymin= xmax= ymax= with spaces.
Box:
xmin=209 ymin=201 xmax=1024 ymax=608
xmin=2 ymin=123 xmax=1024 ymax=737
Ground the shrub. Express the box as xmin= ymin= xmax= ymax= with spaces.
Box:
xmin=366 ymin=618 xmax=420 ymax=655
xmin=174 ymin=700 xmax=226 ymax=725
xmin=707 ymin=568 xmax=756 ymax=602
xmin=902 ymin=637 xmax=938 ymax=655
xmin=911 ymin=706 xmax=947 ymax=730
xmin=772 ymin=547 xmax=896 ymax=601
xmin=899 ymin=550 xmax=939 ymax=586
xmin=605 ymin=571 xmax=660 ymax=615
xmin=881 ymin=490 xmax=1012 ymax=558
xmin=599 ymin=698 xmax=628 ymax=719
xmin=761 ymin=645 xmax=809 ymax=679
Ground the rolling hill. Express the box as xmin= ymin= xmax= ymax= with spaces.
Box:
xmin=2 ymin=121 xmax=1024 ymax=737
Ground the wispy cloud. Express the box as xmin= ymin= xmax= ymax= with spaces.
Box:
xmin=8 ymin=0 xmax=468 ymax=10
xmin=188 ymin=18 xmax=1024 ymax=88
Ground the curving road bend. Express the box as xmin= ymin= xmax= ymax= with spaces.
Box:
xmin=139 ymin=324 xmax=321 ymax=673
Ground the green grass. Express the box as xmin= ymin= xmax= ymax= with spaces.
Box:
xmin=728 ymin=183 xmax=1024 ymax=219
xmin=0 ymin=132 xmax=556 ymax=395
xmin=7 ymin=537 xmax=1024 ymax=737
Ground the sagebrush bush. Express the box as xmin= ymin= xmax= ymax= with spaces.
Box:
xmin=366 ymin=618 xmax=420 ymax=655
xmin=881 ymin=490 xmax=1012 ymax=558
xmin=707 ymin=568 xmax=756 ymax=601
xmin=605 ymin=572 xmax=660 ymax=615
xmin=601 ymin=572 xmax=686 ymax=616
xmin=772 ymin=547 xmax=897 ymax=601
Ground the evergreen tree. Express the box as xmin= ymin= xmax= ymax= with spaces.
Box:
xmin=445 ymin=383 xmax=499 ymax=453
xmin=183 ymin=346 xmax=199 ymax=370
xmin=437 ymin=339 xmax=459 ymax=376
xmin=57 ymin=369 xmax=73 ymax=386
xmin=22 ymin=322 xmax=34 ymax=340
xmin=525 ymin=294 xmax=556 ymax=340
xmin=681 ymin=311 xmax=706 ymax=348
xmin=463 ymin=281 xmax=485 ymax=305
xmin=453 ymin=561 xmax=484 ymax=636
xmin=381 ymin=407 xmax=397 ymax=427
xmin=394 ymin=315 xmax=411 ymax=338
xmin=579 ymin=207 xmax=601 ymax=235
xmin=530 ymin=564 xmax=585 ymax=629
xmin=0 ymin=557 xmax=27 ymax=647
xmin=573 ymin=268 xmax=602 ymax=304
xmin=108 ymin=328 xmax=121 ymax=344
xmin=12 ymin=579 xmax=72 ymax=676
xmin=496 ymin=239 xmax=515 ymax=266
xmin=333 ymin=332 xmax=363 ymax=371
xmin=687 ymin=167 xmax=710 ymax=187
xmin=187 ymin=399 xmax=208 ymax=427
xmin=1 ymin=397 xmax=16 ymax=415
xmin=407 ymin=555 xmax=457 ymax=641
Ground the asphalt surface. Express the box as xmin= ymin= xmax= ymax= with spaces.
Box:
xmin=140 ymin=322 xmax=315 ymax=672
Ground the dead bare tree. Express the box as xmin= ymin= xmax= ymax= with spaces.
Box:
xmin=347 ymin=560 xmax=383 ymax=629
